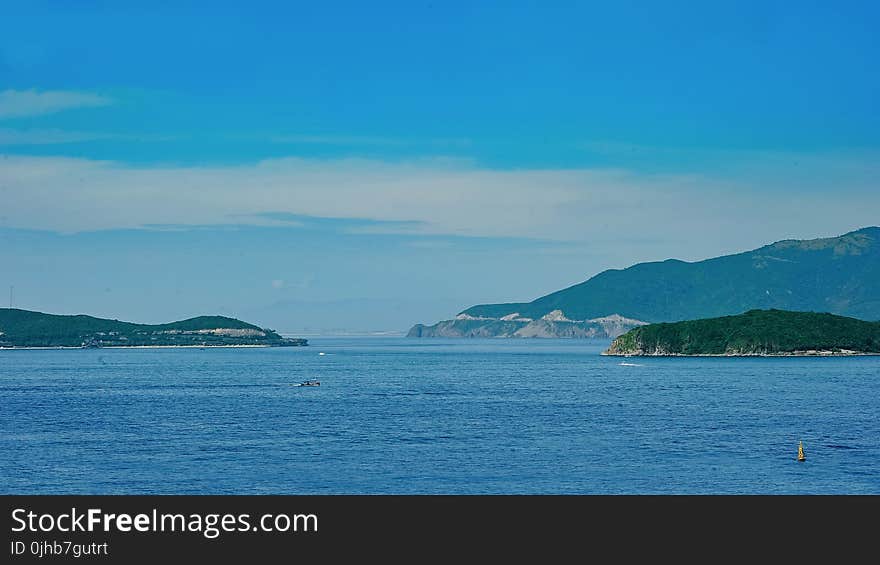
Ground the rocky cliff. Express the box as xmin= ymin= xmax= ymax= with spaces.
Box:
xmin=407 ymin=310 xmax=646 ymax=339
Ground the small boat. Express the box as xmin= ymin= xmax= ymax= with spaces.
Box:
xmin=797 ymin=441 xmax=806 ymax=462
xmin=299 ymin=380 xmax=321 ymax=387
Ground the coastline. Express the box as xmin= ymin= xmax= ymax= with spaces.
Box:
xmin=0 ymin=344 xmax=275 ymax=351
xmin=602 ymin=350 xmax=880 ymax=357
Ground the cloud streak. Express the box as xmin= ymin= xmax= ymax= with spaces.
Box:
xmin=0 ymin=89 xmax=112 ymax=119
xmin=0 ymin=128 xmax=176 ymax=145
xmin=0 ymin=154 xmax=877 ymax=262
xmin=0 ymin=128 xmax=117 ymax=145
xmin=269 ymin=134 xmax=471 ymax=148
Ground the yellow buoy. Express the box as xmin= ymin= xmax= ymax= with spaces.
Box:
xmin=797 ymin=441 xmax=806 ymax=462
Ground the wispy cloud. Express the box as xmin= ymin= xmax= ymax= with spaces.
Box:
xmin=0 ymin=89 xmax=112 ymax=119
xmin=0 ymin=128 xmax=115 ymax=145
xmin=0 ymin=128 xmax=173 ymax=145
xmin=270 ymin=135 xmax=410 ymax=146
xmin=269 ymin=134 xmax=472 ymax=148
xmin=0 ymin=154 xmax=876 ymax=262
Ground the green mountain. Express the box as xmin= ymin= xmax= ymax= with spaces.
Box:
xmin=0 ymin=309 xmax=307 ymax=348
xmin=460 ymin=227 xmax=880 ymax=324
xmin=605 ymin=309 xmax=880 ymax=356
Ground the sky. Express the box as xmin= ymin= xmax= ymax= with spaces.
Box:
xmin=1 ymin=1 xmax=878 ymax=333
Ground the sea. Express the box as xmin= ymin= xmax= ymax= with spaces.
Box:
xmin=1 ymin=338 xmax=878 ymax=494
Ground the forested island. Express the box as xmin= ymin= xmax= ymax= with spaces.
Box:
xmin=0 ymin=309 xmax=307 ymax=348
xmin=604 ymin=309 xmax=880 ymax=356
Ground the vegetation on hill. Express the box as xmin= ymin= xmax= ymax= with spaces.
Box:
xmin=0 ymin=309 xmax=307 ymax=348
xmin=459 ymin=227 xmax=880 ymax=323
xmin=605 ymin=309 xmax=880 ymax=356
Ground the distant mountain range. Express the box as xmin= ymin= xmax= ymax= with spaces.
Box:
xmin=409 ymin=227 xmax=880 ymax=338
xmin=0 ymin=309 xmax=307 ymax=348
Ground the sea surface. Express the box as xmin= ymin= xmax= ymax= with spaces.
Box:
xmin=1 ymin=338 xmax=878 ymax=494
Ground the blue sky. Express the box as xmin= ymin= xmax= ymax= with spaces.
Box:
xmin=1 ymin=1 xmax=878 ymax=332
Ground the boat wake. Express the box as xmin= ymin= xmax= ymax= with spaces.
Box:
xmin=618 ymin=362 xmax=644 ymax=367
xmin=290 ymin=380 xmax=321 ymax=387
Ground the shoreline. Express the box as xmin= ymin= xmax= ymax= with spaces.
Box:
xmin=603 ymin=350 xmax=880 ymax=357
xmin=0 ymin=344 xmax=277 ymax=351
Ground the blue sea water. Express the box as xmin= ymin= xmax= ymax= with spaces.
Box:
xmin=1 ymin=338 xmax=878 ymax=494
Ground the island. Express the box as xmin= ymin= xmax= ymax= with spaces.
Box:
xmin=604 ymin=309 xmax=880 ymax=356
xmin=0 ymin=308 xmax=307 ymax=348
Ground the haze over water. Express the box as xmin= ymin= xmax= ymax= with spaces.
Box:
xmin=2 ymin=339 xmax=877 ymax=494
